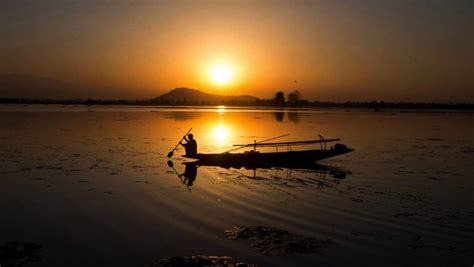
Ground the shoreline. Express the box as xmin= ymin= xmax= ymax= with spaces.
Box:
xmin=0 ymin=103 xmax=473 ymax=113
xmin=0 ymin=97 xmax=473 ymax=111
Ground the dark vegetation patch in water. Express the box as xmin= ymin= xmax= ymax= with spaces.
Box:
xmin=149 ymin=255 xmax=255 ymax=267
xmin=425 ymin=138 xmax=445 ymax=142
xmin=225 ymin=226 xmax=333 ymax=256
xmin=29 ymin=177 xmax=46 ymax=181
xmin=0 ymin=241 xmax=42 ymax=266
xmin=462 ymin=147 xmax=474 ymax=153
xmin=394 ymin=212 xmax=419 ymax=217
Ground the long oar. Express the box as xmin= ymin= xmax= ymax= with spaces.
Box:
xmin=166 ymin=160 xmax=191 ymax=191
xmin=167 ymin=128 xmax=192 ymax=158
xmin=221 ymin=133 xmax=290 ymax=154
xmin=167 ymin=160 xmax=182 ymax=178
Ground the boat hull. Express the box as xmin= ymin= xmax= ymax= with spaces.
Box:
xmin=183 ymin=146 xmax=353 ymax=168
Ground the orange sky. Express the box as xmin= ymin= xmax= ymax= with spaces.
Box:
xmin=1 ymin=0 xmax=473 ymax=102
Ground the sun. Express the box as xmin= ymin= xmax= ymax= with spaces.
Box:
xmin=209 ymin=63 xmax=234 ymax=86
xmin=213 ymin=125 xmax=229 ymax=141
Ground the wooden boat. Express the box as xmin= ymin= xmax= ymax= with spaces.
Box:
xmin=182 ymin=156 xmax=348 ymax=177
xmin=182 ymin=160 xmax=348 ymax=179
xmin=183 ymin=137 xmax=353 ymax=165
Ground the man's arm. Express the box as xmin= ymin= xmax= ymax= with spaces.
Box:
xmin=179 ymin=136 xmax=188 ymax=147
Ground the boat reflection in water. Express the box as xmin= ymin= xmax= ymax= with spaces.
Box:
xmin=167 ymin=159 xmax=349 ymax=190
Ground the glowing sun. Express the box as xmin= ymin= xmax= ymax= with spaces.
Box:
xmin=213 ymin=124 xmax=229 ymax=142
xmin=209 ymin=63 xmax=234 ymax=85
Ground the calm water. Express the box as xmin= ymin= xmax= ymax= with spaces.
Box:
xmin=0 ymin=105 xmax=473 ymax=266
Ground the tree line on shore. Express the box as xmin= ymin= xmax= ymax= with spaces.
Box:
xmin=0 ymin=90 xmax=472 ymax=110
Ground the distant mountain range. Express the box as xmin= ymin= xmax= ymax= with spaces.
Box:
xmin=0 ymin=74 xmax=259 ymax=103
xmin=155 ymin=87 xmax=259 ymax=104
xmin=1 ymin=74 xmax=472 ymax=109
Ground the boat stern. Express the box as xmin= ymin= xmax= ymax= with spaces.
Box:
xmin=333 ymin=143 xmax=354 ymax=154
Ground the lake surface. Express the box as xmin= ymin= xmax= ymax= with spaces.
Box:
xmin=0 ymin=105 xmax=473 ymax=266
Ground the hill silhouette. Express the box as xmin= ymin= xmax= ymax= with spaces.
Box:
xmin=155 ymin=87 xmax=258 ymax=105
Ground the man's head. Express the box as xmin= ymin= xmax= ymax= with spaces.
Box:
xmin=188 ymin=133 xmax=194 ymax=140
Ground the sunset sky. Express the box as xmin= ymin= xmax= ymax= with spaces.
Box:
xmin=1 ymin=0 xmax=473 ymax=102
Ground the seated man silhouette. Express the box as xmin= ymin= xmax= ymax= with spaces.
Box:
xmin=180 ymin=133 xmax=197 ymax=157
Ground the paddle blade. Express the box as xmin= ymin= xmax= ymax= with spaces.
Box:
xmin=167 ymin=160 xmax=174 ymax=168
xmin=167 ymin=151 xmax=173 ymax=158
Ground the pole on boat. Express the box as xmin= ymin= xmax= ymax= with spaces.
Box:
xmin=167 ymin=128 xmax=192 ymax=158
xmin=221 ymin=133 xmax=290 ymax=154
xmin=318 ymin=134 xmax=326 ymax=150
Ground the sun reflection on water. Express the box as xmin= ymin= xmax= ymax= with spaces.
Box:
xmin=216 ymin=105 xmax=226 ymax=114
